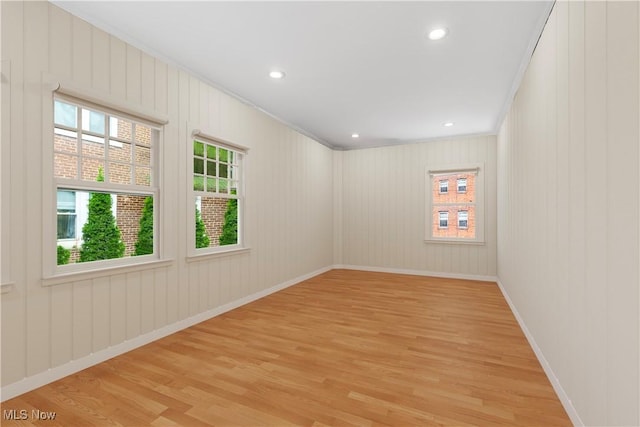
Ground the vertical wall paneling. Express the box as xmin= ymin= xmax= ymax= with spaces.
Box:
xmin=24 ymin=1 xmax=50 ymax=377
xmin=1 ymin=1 xmax=26 ymax=387
xmin=125 ymin=45 xmax=141 ymax=104
xmin=71 ymin=17 xmax=92 ymax=88
xmin=583 ymin=3 xmax=609 ymax=423
xmin=125 ymin=271 xmax=142 ymax=340
xmin=91 ymin=28 xmax=109 ymax=93
xmin=139 ymin=269 xmax=155 ymax=335
xmin=50 ymin=284 xmax=73 ymax=368
xmin=605 ymin=2 xmax=639 ymax=423
xmin=91 ymin=276 xmax=110 ymax=352
xmin=339 ymin=136 xmax=497 ymax=278
xmin=109 ymin=273 xmax=126 ymax=346
xmin=72 ymin=280 xmax=92 ymax=360
xmin=497 ymin=1 xmax=640 ymax=424
xmin=566 ymin=1 xmax=587 ymax=414
xmin=140 ymin=54 xmax=155 ymax=111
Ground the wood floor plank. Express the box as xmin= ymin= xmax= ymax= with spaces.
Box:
xmin=1 ymin=270 xmax=571 ymax=426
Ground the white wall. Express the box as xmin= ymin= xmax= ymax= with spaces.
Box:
xmin=497 ymin=1 xmax=639 ymax=425
xmin=336 ymin=136 xmax=497 ymax=279
xmin=1 ymin=1 xmax=333 ymax=393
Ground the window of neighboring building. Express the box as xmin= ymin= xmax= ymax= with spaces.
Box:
xmin=52 ymin=96 xmax=161 ymax=270
xmin=457 ymin=178 xmax=467 ymax=193
xmin=56 ymin=190 xmax=77 ymax=240
xmin=439 ymin=211 xmax=448 ymax=228
xmin=426 ymin=165 xmax=484 ymax=243
xmin=191 ymin=132 xmax=247 ymax=255
xmin=458 ymin=210 xmax=468 ymax=229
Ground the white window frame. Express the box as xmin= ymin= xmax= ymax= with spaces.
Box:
xmin=43 ymin=84 xmax=168 ymax=281
xmin=457 ymin=178 xmax=467 ymax=193
xmin=425 ymin=164 xmax=485 ymax=244
xmin=438 ymin=211 xmax=449 ymax=229
xmin=458 ymin=210 xmax=469 ymax=229
xmin=439 ymin=180 xmax=448 ymax=194
xmin=187 ymin=127 xmax=249 ymax=259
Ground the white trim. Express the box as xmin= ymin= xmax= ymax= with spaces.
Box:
xmin=51 ymin=79 xmax=168 ymax=126
xmin=1 ymin=265 xmax=332 ymax=402
xmin=496 ymin=279 xmax=584 ymax=427
xmin=42 ymin=258 xmax=174 ymax=287
xmin=192 ymin=128 xmax=250 ymax=153
xmin=333 ymin=264 xmax=497 ymax=283
xmin=185 ymin=247 xmax=251 ymax=262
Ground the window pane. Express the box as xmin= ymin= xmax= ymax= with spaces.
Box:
xmin=54 ymin=132 xmax=77 ymax=154
xmin=57 ymin=190 xmax=76 ymax=211
xmin=54 ymin=100 xmax=77 ymax=128
xmin=194 ymin=158 xmax=204 ymax=175
xmin=433 ymin=206 xmax=475 ymax=239
xmin=82 ymin=138 xmax=105 ymax=158
xmin=135 ymin=124 xmax=152 ymax=146
xmin=82 ymin=109 xmax=105 ymax=134
xmin=81 ymin=158 xmax=104 ymax=181
xmin=54 ymin=153 xmax=78 ymax=179
xmin=196 ymin=196 xmax=238 ymax=248
xmin=206 ymin=177 xmax=216 ymax=193
xmin=193 ymin=175 xmax=204 ymax=191
xmin=135 ymin=167 xmax=151 ymax=186
xmin=219 ymin=179 xmax=229 ymax=193
xmin=219 ymin=163 xmax=228 ymax=178
xmin=193 ymin=141 xmax=204 ymax=157
xmin=110 ymin=140 xmax=132 ymax=162
xmin=57 ymin=214 xmax=76 ymax=239
xmin=135 ymin=145 xmax=151 ymax=167
xmin=56 ymin=190 xmax=154 ymax=263
xmin=206 ymin=160 xmax=216 ymax=177
xmin=206 ymin=145 xmax=216 ymax=159
xmin=109 ymin=163 xmax=131 ymax=185
xmin=110 ymin=117 xmax=133 ymax=142
xmin=219 ymin=148 xmax=229 ymax=163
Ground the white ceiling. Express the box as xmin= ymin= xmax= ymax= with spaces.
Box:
xmin=52 ymin=1 xmax=553 ymax=150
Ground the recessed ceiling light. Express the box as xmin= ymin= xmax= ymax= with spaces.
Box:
xmin=444 ymin=122 xmax=454 ymax=127
xmin=351 ymin=133 xmax=360 ymax=138
xmin=269 ymin=70 xmax=286 ymax=79
xmin=428 ymin=28 xmax=448 ymax=41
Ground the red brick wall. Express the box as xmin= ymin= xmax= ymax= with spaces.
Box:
xmin=200 ymin=197 xmax=229 ymax=247
xmin=432 ymin=173 xmax=476 ymax=239
xmin=116 ymin=195 xmax=147 ymax=256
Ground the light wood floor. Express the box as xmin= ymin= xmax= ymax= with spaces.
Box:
xmin=2 ymin=270 xmax=570 ymax=426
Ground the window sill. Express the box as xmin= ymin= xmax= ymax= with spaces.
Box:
xmin=424 ymin=239 xmax=485 ymax=246
xmin=42 ymin=258 xmax=174 ymax=286
xmin=186 ymin=247 xmax=251 ymax=263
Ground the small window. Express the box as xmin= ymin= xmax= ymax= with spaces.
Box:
xmin=457 ymin=178 xmax=467 ymax=193
xmin=426 ymin=165 xmax=484 ymax=243
xmin=191 ymin=134 xmax=246 ymax=255
xmin=458 ymin=210 xmax=468 ymax=229
xmin=57 ymin=190 xmax=77 ymax=239
xmin=439 ymin=211 xmax=448 ymax=228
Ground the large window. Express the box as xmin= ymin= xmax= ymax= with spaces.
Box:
xmin=426 ymin=165 xmax=484 ymax=243
xmin=191 ymin=132 xmax=246 ymax=255
xmin=52 ymin=96 xmax=160 ymax=269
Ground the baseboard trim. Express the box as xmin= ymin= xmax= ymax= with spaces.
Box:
xmin=1 ymin=265 xmax=332 ymax=402
xmin=333 ymin=264 xmax=497 ymax=283
xmin=496 ymin=279 xmax=583 ymax=427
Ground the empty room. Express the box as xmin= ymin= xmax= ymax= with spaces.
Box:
xmin=1 ymin=1 xmax=639 ymax=426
